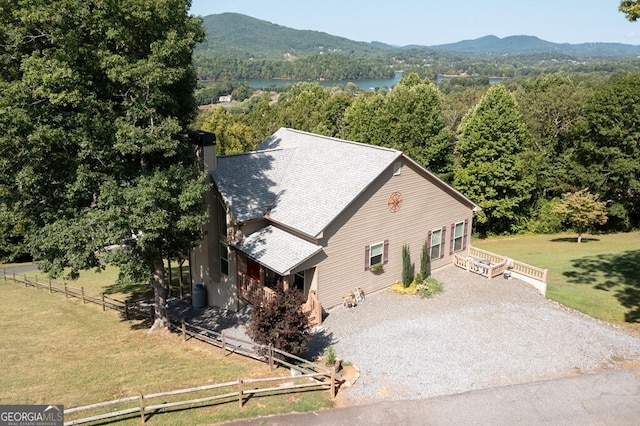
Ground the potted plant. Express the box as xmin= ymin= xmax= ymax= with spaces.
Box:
xmin=370 ymin=262 xmax=384 ymax=273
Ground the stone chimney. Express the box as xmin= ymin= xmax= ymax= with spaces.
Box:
xmin=189 ymin=131 xmax=216 ymax=172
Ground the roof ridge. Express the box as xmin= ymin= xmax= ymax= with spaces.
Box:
xmin=280 ymin=127 xmax=401 ymax=153
xmin=217 ymin=147 xmax=289 ymax=158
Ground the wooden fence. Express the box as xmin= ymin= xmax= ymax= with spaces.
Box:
xmin=64 ymin=367 xmax=336 ymax=425
xmin=0 ymin=270 xmax=151 ymax=319
xmin=1 ymin=269 xmax=340 ymax=424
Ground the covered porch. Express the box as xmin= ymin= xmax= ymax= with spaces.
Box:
xmin=232 ymin=225 xmax=324 ymax=325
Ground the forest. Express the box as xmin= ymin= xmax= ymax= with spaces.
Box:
xmin=193 ymin=71 xmax=640 ymax=238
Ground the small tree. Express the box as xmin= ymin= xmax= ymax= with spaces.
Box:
xmin=553 ymin=189 xmax=608 ymax=243
xmin=402 ymin=243 xmax=412 ymax=288
xmin=247 ymin=281 xmax=311 ymax=356
xmin=420 ymin=240 xmax=431 ymax=278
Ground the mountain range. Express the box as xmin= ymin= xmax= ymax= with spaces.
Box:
xmin=198 ymin=13 xmax=640 ymax=58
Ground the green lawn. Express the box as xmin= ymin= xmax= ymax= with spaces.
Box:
xmin=0 ymin=270 xmax=333 ymax=424
xmin=473 ymin=231 xmax=640 ymax=332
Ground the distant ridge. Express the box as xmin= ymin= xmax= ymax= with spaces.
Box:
xmin=427 ymin=35 xmax=640 ymax=57
xmin=197 ymin=13 xmax=640 ymax=58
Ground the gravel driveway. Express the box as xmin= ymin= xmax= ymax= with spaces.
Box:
xmin=315 ymin=265 xmax=640 ymax=405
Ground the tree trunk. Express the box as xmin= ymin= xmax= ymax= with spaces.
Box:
xmin=577 ymin=226 xmax=583 ymax=243
xmin=150 ymin=257 xmax=170 ymax=331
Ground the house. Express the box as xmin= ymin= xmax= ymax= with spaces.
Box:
xmin=190 ymin=128 xmax=479 ymax=323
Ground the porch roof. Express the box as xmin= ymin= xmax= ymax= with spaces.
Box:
xmin=231 ymin=225 xmax=323 ymax=276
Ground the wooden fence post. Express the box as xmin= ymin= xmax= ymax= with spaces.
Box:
xmin=35 ymin=275 xmax=39 ymax=289
xmin=125 ymin=302 xmax=129 ymax=320
xmin=181 ymin=319 xmax=186 ymax=342
xmin=64 ymin=283 xmax=68 ymax=298
xmin=268 ymin=344 xmax=273 ymax=370
xmin=48 ymin=279 xmax=52 ymax=294
xmin=101 ymin=293 xmax=106 ymax=311
xmin=237 ymin=378 xmax=243 ymax=408
xmin=330 ymin=365 xmax=336 ymax=400
xmin=139 ymin=393 xmax=145 ymax=424
xmin=81 ymin=287 xmax=86 ymax=304
xmin=221 ymin=331 xmax=226 ymax=351
xmin=24 ymin=274 xmax=28 ymax=287
xmin=2 ymin=268 xmax=5 ymax=282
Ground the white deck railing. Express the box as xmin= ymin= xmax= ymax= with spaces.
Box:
xmin=454 ymin=246 xmax=548 ymax=295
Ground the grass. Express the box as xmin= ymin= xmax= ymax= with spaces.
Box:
xmin=0 ymin=270 xmax=333 ymax=424
xmin=473 ymin=231 xmax=640 ymax=332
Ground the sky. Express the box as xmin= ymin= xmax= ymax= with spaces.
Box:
xmin=189 ymin=0 xmax=640 ymax=46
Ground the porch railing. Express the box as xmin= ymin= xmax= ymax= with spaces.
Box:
xmin=454 ymin=246 xmax=548 ymax=294
xmin=238 ymin=272 xmax=276 ymax=305
xmin=304 ymin=290 xmax=322 ymax=326
xmin=239 ymin=273 xmax=324 ymax=325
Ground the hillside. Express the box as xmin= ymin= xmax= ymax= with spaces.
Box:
xmin=198 ymin=13 xmax=640 ymax=59
xmin=428 ymin=35 xmax=640 ymax=57
xmin=198 ymin=13 xmax=390 ymax=58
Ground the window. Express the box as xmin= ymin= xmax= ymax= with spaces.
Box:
xmin=429 ymin=229 xmax=441 ymax=259
xmin=453 ymin=221 xmax=464 ymax=252
xmin=449 ymin=220 xmax=468 ymax=254
xmin=365 ymin=240 xmax=389 ymax=270
xmin=219 ymin=242 xmax=229 ymax=275
xmin=428 ymin=227 xmax=446 ymax=260
xmin=217 ymin=201 xmax=227 ymax=238
xmin=370 ymin=242 xmax=384 ymax=266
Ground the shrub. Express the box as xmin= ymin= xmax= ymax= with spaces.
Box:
xmin=323 ymin=345 xmax=336 ymax=366
xmin=420 ymin=240 xmax=431 ymax=277
xmin=416 ymin=277 xmax=444 ymax=298
xmin=402 ymin=243 xmax=412 ymax=288
xmin=247 ymin=281 xmax=311 ymax=356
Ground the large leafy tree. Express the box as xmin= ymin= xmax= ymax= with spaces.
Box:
xmin=0 ymin=0 xmax=206 ymax=330
xmin=343 ymin=73 xmax=451 ymax=176
xmin=453 ymin=84 xmax=533 ymax=236
xmin=515 ymin=74 xmax=589 ymax=199
xmin=571 ymin=73 xmax=640 ymax=230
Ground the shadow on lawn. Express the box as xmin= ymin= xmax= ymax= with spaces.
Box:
xmin=550 ymin=237 xmax=600 ymax=243
xmin=563 ymin=250 xmax=640 ymax=323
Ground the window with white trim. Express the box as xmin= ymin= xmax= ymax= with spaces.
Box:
xmin=453 ymin=221 xmax=465 ymax=252
xmin=430 ymin=229 xmax=442 ymax=259
xmin=369 ymin=242 xmax=384 ymax=266
xmin=365 ymin=240 xmax=389 ymax=270
xmin=219 ymin=242 xmax=229 ymax=275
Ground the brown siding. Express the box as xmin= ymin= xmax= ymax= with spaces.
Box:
xmin=317 ymin=158 xmax=474 ymax=309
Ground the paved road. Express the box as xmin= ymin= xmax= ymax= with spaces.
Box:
xmin=222 ymin=367 xmax=640 ymax=425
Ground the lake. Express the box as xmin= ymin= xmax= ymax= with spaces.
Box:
xmin=245 ymin=72 xmax=403 ymax=90
xmin=243 ymin=72 xmax=505 ymax=90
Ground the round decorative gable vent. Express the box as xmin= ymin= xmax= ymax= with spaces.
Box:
xmin=387 ymin=191 xmax=402 ymax=212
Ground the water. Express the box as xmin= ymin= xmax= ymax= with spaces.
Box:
xmin=245 ymin=72 xmax=403 ymax=90
xmin=243 ymin=72 xmax=505 ymax=90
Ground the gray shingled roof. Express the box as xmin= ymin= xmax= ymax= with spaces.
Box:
xmin=231 ymin=225 xmax=323 ymax=275
xmin=213 ymin=128 xmax=402 ymax=237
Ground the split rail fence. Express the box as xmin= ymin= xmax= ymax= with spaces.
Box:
xmin=1 ymin=269 xmax=339 ymax=425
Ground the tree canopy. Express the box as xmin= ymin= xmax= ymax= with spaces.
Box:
xmin=343 ymin=73 xmax=451 ymax=175
xmin=553 ymin=190 xmax=608 ymax=243
xmin=620 ymin=0 xmax=640 ymax=21
xmin=453 ymin=84 xmax=533 ymax=236
xmin=0 ymin=0 xmax=206 ymax=330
